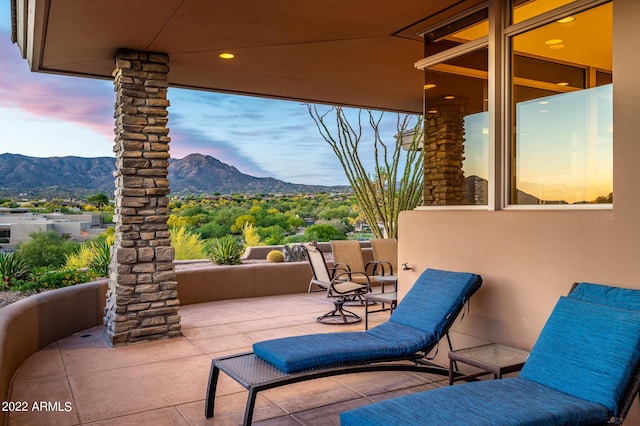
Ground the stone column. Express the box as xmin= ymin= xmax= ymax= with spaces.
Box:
xmin=104 ymin=50 xmax=181 ymax=346
xmin=423 ymin=99 xmax=467 ymax=206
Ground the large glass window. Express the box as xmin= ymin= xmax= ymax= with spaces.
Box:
xmin=510 ymin=2 xmax=612 ymax=205
xmin=423 ymin=48 xmax=489 ymax=206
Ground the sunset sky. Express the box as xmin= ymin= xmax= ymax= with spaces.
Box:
xmin=0 ymin=7 xmax=409 ymax=188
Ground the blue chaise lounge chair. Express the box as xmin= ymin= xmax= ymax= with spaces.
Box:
xmin=340 ymin=282 xmax=640 ymax=426
xmin=204 ymin=268 xmax=482 ymax=424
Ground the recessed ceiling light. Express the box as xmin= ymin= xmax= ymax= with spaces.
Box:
xmin=219 ymin=53 xmax=235 ymax=59
xmin=444 ymin=95 xmax=455 ymax=100
xmin=545 ymin=39 xmax=563 ymax=45
xmin=539 ymin=101 xmax=549 ymax=105
xmin=539 ymin=109 xmax=548 ymax=113
xmin=424 ymin=83 xmax=436 ymax=89
xmin=557 ymin=16 xmax=575 ymax=24
xmin=427 ymin=109 xmax=438 ymax=114
xmin=557 ymin=82 xmax=569 ymax=86
xmin=549 ymin=44 xmax=565 ymax=50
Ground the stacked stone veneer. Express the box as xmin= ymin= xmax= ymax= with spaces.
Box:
xmin=104 ymin=50 xmax=181 ymax=346
xmin=423 ymin=99 xmax=467 ymax=206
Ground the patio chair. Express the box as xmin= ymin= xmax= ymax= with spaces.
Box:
xmin=341 ymin=282 xmax=640 ymax=426
xmin=204 ymin=268 xmax=482 ymax=425
xmin=302 ymin=243 xmax=370 ymax=324
xmin=330 ymin=240 xmax=380 ymax=285
xmin=370 ymin=238 xmax=398 ymax=277
xmin=330 ymin=240 xmax=394 ymax=307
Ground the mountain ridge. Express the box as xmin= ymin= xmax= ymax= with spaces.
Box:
xmin=0 ymin=153 xmax=349 ymax=198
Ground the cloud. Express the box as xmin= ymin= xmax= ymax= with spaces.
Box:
xmin=0 ymin=40 xmax=115 ymax=141
xmin=167 ymin=124 xmax=273 ymax=178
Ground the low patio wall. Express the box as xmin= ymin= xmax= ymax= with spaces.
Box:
xmin=0 ymin=260 xmax=313 ymax=423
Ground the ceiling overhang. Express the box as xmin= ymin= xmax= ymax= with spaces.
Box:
xmin=11 ymin=0 xmax=485 ymax=114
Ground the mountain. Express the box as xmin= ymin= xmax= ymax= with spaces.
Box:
xmin=0 ymin=153 xmax=348 ymax=198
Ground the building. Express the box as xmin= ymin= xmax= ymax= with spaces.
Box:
xmin=0 ymin=208 xmax=105 ymax=249
xmin=8 ymin=0 xmax=637 ymax=361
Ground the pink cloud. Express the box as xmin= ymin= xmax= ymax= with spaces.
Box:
xmin=0 ymin=40 xmax=115 ymax=140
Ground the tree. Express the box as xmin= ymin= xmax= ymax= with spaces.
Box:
xmin=16 ymin=231 xmax=79 ymax=268
xmin=87 ymin=192 xmax=110 ymax=208
xmin=308 ymin=105 xmax=423 ymax=238
xmin=302 ymin=223 xmax=346 ymax=241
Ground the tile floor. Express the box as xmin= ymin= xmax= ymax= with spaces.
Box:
xmin=7 ymin=292 xmax=450 ymax=425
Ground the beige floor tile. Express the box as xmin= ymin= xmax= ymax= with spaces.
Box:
xmin=7 ymin=293 xmax=460 ymax=426
xmin=181 ymin=323 xmax=239 ymax=340
xmin=331 ymin=370 xmax=433 ymax=396
xmin=59 ymin=331 xmax=204 ymax=375
xmin=180 ymin=303 xmax=266 ymax=329
xmin=8 ymin=376 xmax=79 ymax=426
xmin=245 ymin=326 xmax=311 ymax=342
xmin=177 ymin=392 xmax=286 ymax=425
xmin=365 ymin=382 xmax=442 ymax=402
xmin=290 ymin=397 xmax=374 ymax=426
xmin=84 ymin=407 xmax=190 ymax=425
xmin=12 ymin=342 xmax=66 ymax=382
xmin=69 ymin=355 xmax=211 ymax=423
xmin=189 ymin=333 xmax=256 ymax=354
xmin=261 ymin=378 xmax=361 ymax=414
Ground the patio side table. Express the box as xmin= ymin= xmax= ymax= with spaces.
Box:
xmin=448 ymin=343 xmax=529 ymax=385
xmin=364 ymin=291 xmax=397 ymax=330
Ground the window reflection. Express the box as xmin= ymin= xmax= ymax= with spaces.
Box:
xmin=510 ymin=2 xmax=612 ymax=205
xmin=423 ymin=48 xmax=488 ymax=206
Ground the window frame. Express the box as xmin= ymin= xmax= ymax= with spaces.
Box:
xmin=414 ymin=0 xmax=613 ymax=211
xmin=503 ymin=0 xmax=613 ymax=210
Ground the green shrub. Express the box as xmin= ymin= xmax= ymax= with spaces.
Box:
xmin=65 ymin=244 xmax=94 ymax=269
xmin=170 ymin=226 xmax=206 ymax=260
xmin=207 ymin=235 xmax=245 ymax=265
xmin=0 ymin=251 xmax=30 ymax=289
xmin=266 ymin=250 xmax=284 ymax=263
xmin=242 ymin=222 xmax=262 ymax=247
xmin=302 ymin=223 xmax=346 ymax=242
xmin=65 ymin=232 xmax=114 ymax=277
xmin=17 ymin=231 xmax=79 ymax=269
xmin=14 ymin=267 xmax=99 ymax=292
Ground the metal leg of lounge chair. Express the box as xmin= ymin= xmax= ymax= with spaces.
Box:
xmin=244 ymin=387 xmax=258 ymax=426
xmin=445 ymin=332 xmax=458 ymax=372
xmin=205 ymin=362 xmax=220 ymax=418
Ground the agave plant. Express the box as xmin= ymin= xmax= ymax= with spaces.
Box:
xmin=88 ymin=239 xmax=112 ymax=277
xmin=207 ymin=235 xmax=245 ymax=265
xmin=0 ymin=251 xmax=30 ymax=287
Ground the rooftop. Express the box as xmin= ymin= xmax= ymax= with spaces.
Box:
xmin=7 ymin=292 xmax=451 ymax=425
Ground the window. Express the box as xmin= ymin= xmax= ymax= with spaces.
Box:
xmin=423 ymin=48 xmax=489 ymax=206
xmin=509 ymin=2 xmax=612 ymax=205
xmin=415 ymin=0 xmax=611 ymax=208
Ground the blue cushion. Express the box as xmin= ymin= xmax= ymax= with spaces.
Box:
xmin=340 ymin=378 xmax=610 ymax=426
xmin=253 ymin=322 xmax=431 ymax=373
xmin=570 ymin=282 xmax=640 ymax=311
xmin=389 ymin=268 xmax=480 ymax=335
xmin=520 ymin=296 xmax=640 ymax=416
xmin=253 ymin=268 xmax=481 ymax=373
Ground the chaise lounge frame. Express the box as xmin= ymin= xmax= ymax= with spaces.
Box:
xmin=204 ymin=269 xmax=482 ymax=425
